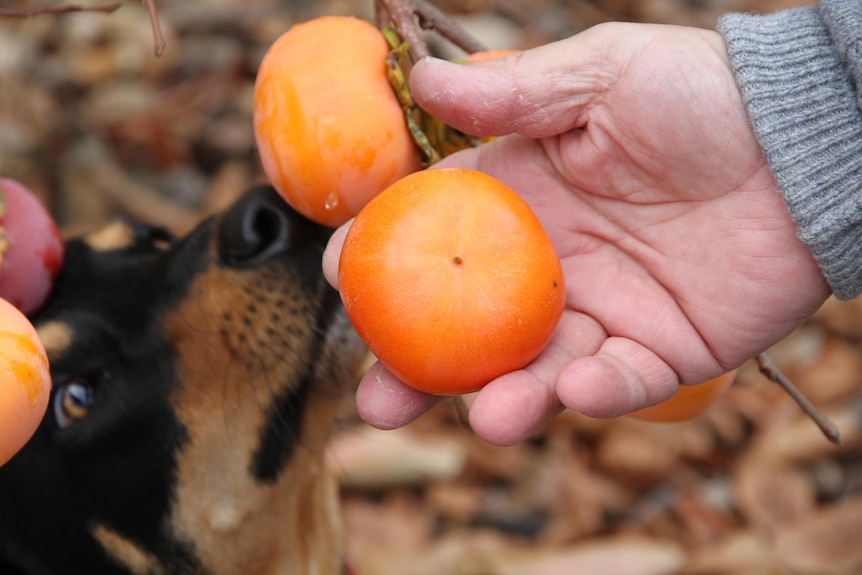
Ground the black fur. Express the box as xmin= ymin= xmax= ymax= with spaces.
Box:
xmin=0 ymin=186 xmax=352 ymax=575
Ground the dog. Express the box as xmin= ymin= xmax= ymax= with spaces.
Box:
xmin=0 ymin=186 xmax=368 ymax=575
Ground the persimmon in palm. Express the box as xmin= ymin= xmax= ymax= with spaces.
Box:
xmin=628 ymin=371 xmax=737 ymax=422
xmin=339 ymin=168 xmax=565 ymax=396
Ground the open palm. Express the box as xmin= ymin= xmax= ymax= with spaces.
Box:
xmin=323 ymin=23 xmax=830 ymax=445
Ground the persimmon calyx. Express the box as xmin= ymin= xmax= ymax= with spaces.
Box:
xmin=381 ymin=16 xmax=490 ymax=168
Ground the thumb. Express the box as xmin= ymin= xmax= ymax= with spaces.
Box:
xmin=408 ymin=33 xmax=615 ymax=138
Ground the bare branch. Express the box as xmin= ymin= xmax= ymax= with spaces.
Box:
xmin=377 ymin=0 xmax=430 ymax=61
xmin=0 ymin=2 xmax=121 ymax=18
xmin=756 ymin=352 xmax=842 ymax=445
xmin=141 ymin=0 xmax=166 ymax=57
xmin=376 ymin=0 xmax=487 ymax=63
xmin=451 ymin=397 xmax=472 ymax=434
xmin=413 ymin=0 xmax=486 ymax=54
xmin=0 ymin=2 xmax=164 ymax=57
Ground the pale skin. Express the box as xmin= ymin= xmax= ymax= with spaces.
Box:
xmin=322 ymin=22 xmax=831 ymax=446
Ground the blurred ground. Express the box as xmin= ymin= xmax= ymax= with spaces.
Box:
xmin=2 ymin=1 xmax=861 ymax=574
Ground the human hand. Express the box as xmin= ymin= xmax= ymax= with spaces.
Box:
xmin=322 ymin=22 xmax=831 ymax=445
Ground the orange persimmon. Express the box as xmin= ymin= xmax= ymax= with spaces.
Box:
xmin=253 ymin=16 xmax=421 ymax=227
xmin=0 ymin=297 xmax=50 ymax=466
xmin=338 ymin=168 xmax=565 ymax=396
xmin=629 ymin=371 xmax=737 ymax=423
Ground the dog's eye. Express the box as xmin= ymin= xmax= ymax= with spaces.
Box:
xmin=53 ymin=378 xmax=95 ymax=428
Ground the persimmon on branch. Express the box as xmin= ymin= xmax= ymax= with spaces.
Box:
xmin=0 ymin=1 xmax=166 ymax=56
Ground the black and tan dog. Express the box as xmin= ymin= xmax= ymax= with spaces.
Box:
xmin=0 ymin=186 xmax=368 ymax=575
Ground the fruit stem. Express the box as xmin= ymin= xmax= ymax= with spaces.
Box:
xmin=756 ymin=352 xmax=842 ymax=445
xmin=384 ymin=38 xmax=443 ymax=165
xmin=376 ymin=0 xmax=490 ymax=166
xmin=376 ymin=0 xmax=430 ymax=62
xmin=375 ymin=0 xmax=487 ymax=63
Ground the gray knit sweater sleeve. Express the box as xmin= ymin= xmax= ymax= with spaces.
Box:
xmin=718 ymin=1 xmax=862 ymax=300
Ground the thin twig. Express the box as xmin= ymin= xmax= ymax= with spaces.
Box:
xmin=756 ymin=352 xmax=842 ymax=445
xmin=413 ymin=0 xmax=487 ymax=54
xmin=0 ymin=2 xmax=164 ymax=58
xmin=377 ymin=0 xmax=430 ymax=61
xmin=0 ymin=2 xmax=121 ymax=18
xmin=141 ymin=0 xmax=166 ymax=57
xmin=376 ymin=0 xmax=487 ymax=62
xmin=451 ymin=397 xmax=473 ymax=434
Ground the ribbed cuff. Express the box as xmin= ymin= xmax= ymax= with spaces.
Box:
xmin=719 ymin=8 xmax=862 ymax=300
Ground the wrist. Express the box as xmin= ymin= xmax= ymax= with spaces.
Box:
xmin=719 ymin=7 xmax=862 ymax=300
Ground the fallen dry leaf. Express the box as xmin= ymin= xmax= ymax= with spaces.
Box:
xmin=774 ymin=495 xmax=862 ymax=574
xmin=328 ymin=426 xmax=467 ymax=489
xmin=682 ymin=530 xmax=775 ymax=575
xmin=734 ymin=461 xmax=817 ymax=531
xmin=498 ymin=536 xmax=685 ymax=575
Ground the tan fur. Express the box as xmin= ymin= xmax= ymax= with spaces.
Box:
xmin=35 ymin=320 xmax=73 ymax=362
xmin=92 ymin=524 xmax=166 ymax=575
xmin=159 ymin=240 xmax=365 ymax=575
xmin=83 ymin=221 xmax=136 ymax=252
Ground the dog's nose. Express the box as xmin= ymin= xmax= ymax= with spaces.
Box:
xmin=218 ymin=186 xmax=304 ymax=266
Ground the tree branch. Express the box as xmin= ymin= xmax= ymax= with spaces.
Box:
xmin=0 ymin=2 xmax=121 ymax=18
xmin=0 ymin=2 xmax=164 ymax=57
xmin=376 ymin=0 xmax=487 ymax=63
xmin=756 ymin=352 xmax=842 ymax=445
xmin=413 ymin=0 xmax=486 ymax=55
xmin=141 ymin=0 xmax=166 ymax=57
